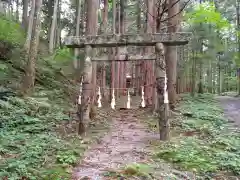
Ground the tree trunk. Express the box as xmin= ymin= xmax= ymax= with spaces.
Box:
xmin=55 ymin=0 xmax=61 ymax=47
xmin=23 ymin=0 xmax=35 ymax=53
xmin=116 ymin=1 xmax=120 ymax=97
xmin=217 ymin=60 xmax=221 ymax=95
xmin=47 ymin=0 xmax=53 ymax=41
xmin=191 ymin=50 xmax=196 ymax=97
xmin=119 ymin=0 xmax=126 ymax=99
xmin=198 ymin=42 xmax=204 ymax=94
xmin=22 ymin=0 xmax=42 ymax=95
xmin=91 ymin=0 xmax=98 ymax=104
xmin=49 ymin=0 xmax=59 ymax=54
xmin=135 ymin=0 xmax=141 ymax=95
xmin=78 ymin=0 xmax=98 ymax=135
xmin=165 ymin=0 xmax=180 ymax=109
xmin=237 ymin=0 xmax=240 ymax=95
xmin=74 ymin=0 xmax=82 ymax=70
xmin=110 ymin=0 xmax=116 ymax=102
xmin=16 ymin=0 xmax=19 ymax=21
xmin=22 ymin=0 xmax=29 ymax=30
xmin=144 ymin=0 xmax=154 ymax=106
xmin=155 ymin=43 xmax=169 ymax=141
xmin=101 ymin=0 xmax=108 ymax=101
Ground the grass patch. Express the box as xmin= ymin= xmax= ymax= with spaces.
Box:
xmin=103 ymin=163 xmax=155 ymax=179
xmin=152 ymin=94 xmax=240 ymax=178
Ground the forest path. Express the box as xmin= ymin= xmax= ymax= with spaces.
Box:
xmin=217 ymin=95 xmax=240 ymax=127
xmin=72 ymin=108 xmax=160 ymax=180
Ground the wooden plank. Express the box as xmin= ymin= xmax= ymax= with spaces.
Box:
xmin=92 ymin=54 xmax=156 ymax=61
xmin=64 ymin=32 xmax=192 ymax=48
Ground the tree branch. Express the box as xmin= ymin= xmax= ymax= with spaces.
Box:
xmin=162 ymin=0 xmax=182 ymax=14
xmin=160 ymin=0 xmax=190 ymax=23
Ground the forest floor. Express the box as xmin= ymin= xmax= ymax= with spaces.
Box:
xmin=72 ymin=107 xmax=190 ymax=180
xmin=72 ymin=94 xmax=240 ymax=180
xmin=72 ymin=108 xmax=157 ymax=179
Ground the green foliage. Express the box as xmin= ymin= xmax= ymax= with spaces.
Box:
xmin=41 ymin=166 xmax=71 ymax=180
xmin=53 ymin=48 xmax=73 ymax=62
xmin=154 ymin=94 xmax=240 ymax=177
xmin=56 ymin=150 xmax=79 ymax=165
xmin=0 ymin=15 xmax=25 ymax=46
xmin=224 ymin=76 xmax=237 ymax=91
xmin=0 ymin=93 xmax=86 ymax=179
xmin=103 ymin=163 xmax=154 ymax=179
xmin=233 ymin=52 xmax=240 ymax=67
xmin=185 ymin=2 xmax=230 ymax=29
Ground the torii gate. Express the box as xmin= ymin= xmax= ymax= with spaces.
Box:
xmin=64 ymin=33 xmax=191 ymax=140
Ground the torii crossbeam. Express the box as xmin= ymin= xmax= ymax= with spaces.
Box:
xmin=64 ymin=32 xmax=192 ymax=140
xmin=65 ymin=33 xmax=191 ymax=48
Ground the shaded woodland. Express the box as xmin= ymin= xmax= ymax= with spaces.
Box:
xmin=0 ymin=0 xmax=240 ymax=179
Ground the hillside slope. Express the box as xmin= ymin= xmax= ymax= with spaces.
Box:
xmin=0 ymin=16 xmax=86 ymax=180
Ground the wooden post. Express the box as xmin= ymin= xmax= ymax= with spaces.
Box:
xmin=78 ymin=45 xmax=93 ymax=135
xmin=155 ymin=43 xmax=170 ymax=141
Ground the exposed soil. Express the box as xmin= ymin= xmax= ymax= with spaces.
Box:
xmin=72 ymin=108 xmax=160 ymax=179
xmin=217 ymin=96 xmax=240 ymax=127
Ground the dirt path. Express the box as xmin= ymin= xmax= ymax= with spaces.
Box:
xmin=72 ymin=109 xmax=159 ymax=180
xmin=217 ymin=96 xmax=240 ymax=127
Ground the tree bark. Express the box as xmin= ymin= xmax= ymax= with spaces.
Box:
xmin=145 ymin=0 xmax=154 ymax=106
xmin=16 ymin=0 xmax=19 ymax=21
xmin=47 ymin=0 xmax=54 ymax=41
xmin=78 ymin=0 xmax=98 ymax=135
xmin=49 ymin=0 xmax=59 ymax=54
xmin=198 ymin=41 xmax=204 ymax=94
xmin=166 ymin=0 xmax=180 ymax=109
xmin=55 ymin=0 xmax=61 ymax=47
xmin=101 ymin=0 xmax=108 ymax=101
xmin=155 ymin=43 xmax=169 ymax=141
xmin=23 ymin=0 xmax=35 ymax=53
xmin=119 ymin=0 xmax=126 ymax=98
xmin=110 ymin=0 xmax=116 ymax=102
xmin=22 ymin=0 xmax=42 ymax=95
xmin=135 ymin=0 xmax=141 ymax=95
xmin=91 ymin=0 xmax=98 ymax=104
xmin=236 ymin=0 xmax=240 ymax=95
xmin=22 ymin=0 xmax=29 ymax=30
xmin=191 ymin=50 xmax=196 ymax=97
xmin=74 ymin=0 xmax=82 ymax=70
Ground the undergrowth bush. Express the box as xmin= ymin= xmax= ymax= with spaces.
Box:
xmin=0 ymin=15 xmax=108 ymax=180
xmin=0 ymin=15 xmax=25 ymax=46
xmin=0 ymin=92 xmax=86 ymax=179
xmin=154 ymin=94 xmax=240 ymax=177
xmin=224 ymin=76 xmax=237 ymax=92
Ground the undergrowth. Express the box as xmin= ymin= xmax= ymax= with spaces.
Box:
xmin=0 ymin=15 xmax=109 ymax=180
xmin=0 ymin=89 xmax=85 ymax=179
xmin=153 ymin=94 xmax=240 ymax=178
xmin=103 ymin=163 xmax=155 ymax=179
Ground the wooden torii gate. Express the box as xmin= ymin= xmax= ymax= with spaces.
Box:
xmin=64 ymin=33 xmax=191 ymax=140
